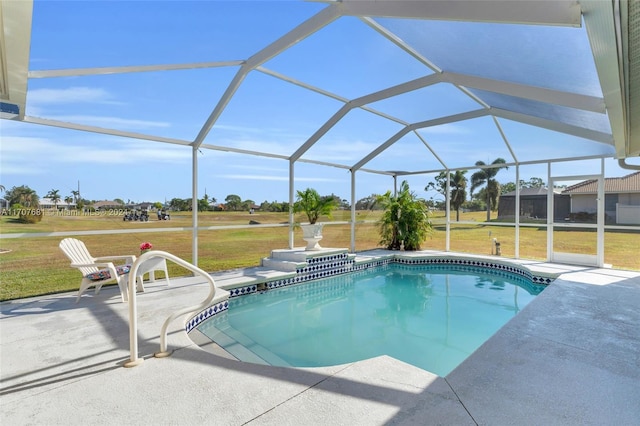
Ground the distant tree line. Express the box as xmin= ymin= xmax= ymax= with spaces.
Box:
xmin=424 ymin=158 xmax=549 ymax=221
xmin=2 ymin=167 xmax=551 ymax=219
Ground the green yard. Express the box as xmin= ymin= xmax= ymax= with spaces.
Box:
xmin=0 ymin=210 xmax=638 ymax=301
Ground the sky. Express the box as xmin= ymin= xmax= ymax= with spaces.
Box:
xmin=1 ymin=1 xmax=638 ymax=206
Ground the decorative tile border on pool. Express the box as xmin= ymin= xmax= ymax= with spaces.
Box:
xmin=392 ymin=256 xmax=554 ymax=285
xmin=225 ymin=253 xmax=356 ymax=298
xmin=296 ymin=252 xmax=353 ymax=275
xmin=227 ymin=284 xmax=258 ymax=298
xmin=187 ymin=252 xmax=556 ymax=333
xmin=353 ymin=257 xmax=392 ymax=271
xmin=185 ymin=299 xmax=229 ymax=333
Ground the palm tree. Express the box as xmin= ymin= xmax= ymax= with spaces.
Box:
xmin=46 ymin=189 xmax=61 ymax=210
xmin=19 ymin=187 xmax=39 ymax=207
xmin=450 ymin=170 xmax=468 ymax=222
xmin=293 ymin=188 xmax=338 ymax=224
xmin=470 ymin=158 xmax=508 ymax=221
xmin=426 ymin=171 xmax=468 ymax=221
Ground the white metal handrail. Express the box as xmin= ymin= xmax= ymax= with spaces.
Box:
xmin=124 ymin=250 xmax=217 ymax=368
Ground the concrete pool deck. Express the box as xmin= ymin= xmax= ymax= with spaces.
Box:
xmin=1 ymin=251 xmax=639 ymax=425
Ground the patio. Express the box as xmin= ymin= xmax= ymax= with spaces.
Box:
xmin=1 ymin=1 xmax=639 ymax=423
xmin=2 ymin=252 xmax=639 ymax=425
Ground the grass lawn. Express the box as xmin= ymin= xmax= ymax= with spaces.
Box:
xmin=0 ymin=210 xmax=638 ymax=301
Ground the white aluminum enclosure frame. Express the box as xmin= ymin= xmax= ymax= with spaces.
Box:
xmin=547 ymin=165 xmax=606 ymax=268
xmin=0 ymin=0 xmax=638 ymax=266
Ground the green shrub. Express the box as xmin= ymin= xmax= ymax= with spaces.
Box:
xmin=376 ymin=181 xmax=433 ymax=251
xmin=12 ymin=204 xmax=45 ymax=223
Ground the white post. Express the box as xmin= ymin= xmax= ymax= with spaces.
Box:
xmin=515 ymin=164 xmax=520 ymax=258
xmin=546 ymin=163 xmax=553 ymax=262
xmin=125 ymin=258 xmax=143 ymax=367
xmin=597 ymin=158 xmax=605 ymax=267
xmin=350 ymin=170 xmax=356 ymax=253
xmin=288 ymin=160 xmax=295 ymax=249
xmin=445 ymin=171 xmax=450 ymax=252
xmin=192 ymin=146 xmax=198 ymax=267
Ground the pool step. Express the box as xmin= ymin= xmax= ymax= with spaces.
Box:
xmin=268 ymin=247 xmax=349 ymax=262
xmin=261 ymin=247 xmax=355 ymax=274
xmin=261 ymin=257 xmax=303 ymax=272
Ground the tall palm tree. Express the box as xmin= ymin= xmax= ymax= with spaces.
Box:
xmin=46 ymin=189 xmax=61 ymax=210
xmin=470 ymin=158 xmax=508 ymax=221
xmin=450 ymin=170 xmax=467 ymax=222
xmin=426 ymin=171 xmax=468 ymax=221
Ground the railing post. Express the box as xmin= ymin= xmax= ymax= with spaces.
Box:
xmin=124 ymin=250 xmax=217 ymax=367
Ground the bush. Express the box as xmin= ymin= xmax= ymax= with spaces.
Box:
xmin=376 ymin=181 xmax=432 ymax=251
xmin=19 ymin=209 xmax=44 ymax=223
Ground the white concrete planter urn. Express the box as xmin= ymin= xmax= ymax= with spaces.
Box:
xmin=301 ymin=223 xmax=324 ymax=251
xmin=293 ymin=188 xmax=338 ymax=251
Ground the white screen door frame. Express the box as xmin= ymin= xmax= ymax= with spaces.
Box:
xmin=547 ymin=173 xmax=605 ymax=267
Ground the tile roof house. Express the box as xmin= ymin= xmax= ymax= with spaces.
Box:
xmin=562 ymin=172 xmax=640 ymax=225
xmin=498 ymin=172 xmax=640 ymax=225
xmin=498 ymin=187 xmax=569 ymax=221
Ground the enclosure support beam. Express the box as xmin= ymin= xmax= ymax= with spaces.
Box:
xmin=350 ymin=171 xmax=356 ymax=253
xmin=515 ymin=165 xmax=520 ymax=258
xmin=597 ymin=158 xmax=605 ymax=267
xmin=445 ymin=172 xmax=451 ymax=252
xmin=192 ymin=146 xmax=198 ymax=266
xmin=288 ymin=161 xmax=295 ymax=249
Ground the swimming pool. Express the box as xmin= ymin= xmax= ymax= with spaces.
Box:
xmin=197 ymin=263 xmax=546 ymax=376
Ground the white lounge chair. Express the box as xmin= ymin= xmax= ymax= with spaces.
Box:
xmin=59 ymin=238 xmax=137 ymax=303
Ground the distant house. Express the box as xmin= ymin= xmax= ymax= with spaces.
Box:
xmin=93 ymin=200 xmax=123 ymax=210
xmin=125 ymin=202 xmax=155 ymax=211
xmin=498 ymin=187 xmax=569 ymax=221
xmin=562 ymin=171 xmax=640 ymax=225
xmin=498 ymin=172 xmax=640 ymax=225
xmin=40 ymin=197 xmax=77 ymax=210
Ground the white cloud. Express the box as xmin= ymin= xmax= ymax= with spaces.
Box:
xmin=0 ymin=164 xmax=46 ymax=175
xmin=25 ymin=87 xmax=170 ymax=130
xmin=301 ymin=139 xmax=380 ymax=163
xmin=0 ymin=135 xmax=191 ymax=174
xmin=28 ymin=87 xmax=118 ymax=105
xmin=213 ymin=138 xmax=296 ymax=156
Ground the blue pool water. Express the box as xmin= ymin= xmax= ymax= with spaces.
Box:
xmin=197 ymin=264 xmax=545 ymax=376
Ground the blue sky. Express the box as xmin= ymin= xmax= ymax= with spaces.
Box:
xmin=1 ymin=1 xmax=637 ymax=206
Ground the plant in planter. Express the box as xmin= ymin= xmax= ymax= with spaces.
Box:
xmin=293 ymin=188 xmax=339 ymax=250
xmin=376 ymin=180 xmax=432 ymax=251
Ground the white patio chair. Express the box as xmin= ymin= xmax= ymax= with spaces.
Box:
xmin=59 ymin=238 xmax=137 ymax=303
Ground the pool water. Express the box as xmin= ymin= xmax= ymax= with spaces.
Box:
xmin=197 ymin=264 xmax=545 ymax=376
